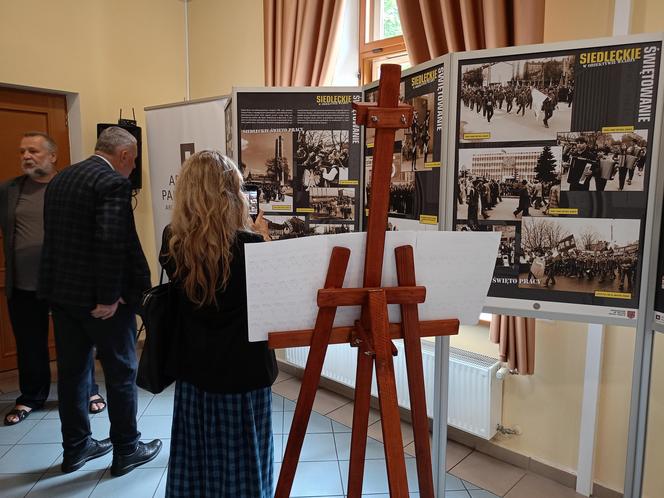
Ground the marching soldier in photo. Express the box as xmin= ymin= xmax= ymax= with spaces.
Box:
xmin=616 ymin=143 xmax=638 ymax=190
xmin=541 ymin=90 xmax=557 ymax=129
xmin=484 ymin=91 xmax=495 ymax=123
xmin=565 ymin=137 xmax=598 ymax=191
xmin=505 ymin=86 xmax=514 ymax=113
xmin=421 ymin=110 xmax=431 ymax=164
xmin=512 ymin=179 xmax=531 ymax=217
xmin=596 ymin=147 xmax=618 ymax=191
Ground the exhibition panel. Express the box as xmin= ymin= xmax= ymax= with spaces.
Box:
xmin=362 ymin=56 xmax=450 ymax=232
xmin=448 ymin=34 xmax=664 ymax=326
xmin=231 ymin=87 xmax=363 ymax=236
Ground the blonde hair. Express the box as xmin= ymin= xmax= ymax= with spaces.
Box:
xmin=167 ymin=150 xmax=250 ymax=307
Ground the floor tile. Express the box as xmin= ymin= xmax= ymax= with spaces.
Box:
xmin=153 ymin=468 xmax=168 ymax=498
xmin=274 ymin=434 xmax=283 ymax=463
xmin=90 ymin=417 xmax=112 ymax=440
xmin=271 ymin=377 xmax=301 ymax=400
xmin=312 ymin=390 xmax=351 ymax=416
xmin=447 ymin=440 xmax=473 ymax=471
xmin=137 ymin=415 xmax=173 ymax=440
xmin=334 ymin=432 xmax=385 ymax=460
xmin=367 ymin=419 xmax=414 ymax=447
xmin=90 ymin=467 xmax=164 ymax=497
xmin=297 ymin=433 xmax=338 ymax=461
xmin=446 ymin=473 xmax=467 ymax=491
xmin=0 ymin=443 xmax=62 ymax=474
xmin=463 ymin=479 xmax=482 ymax=490
xmin=0 ymin=445 xmax=11 ymax=459
xmin=143 ymin=395 xmax=174 ymax=417
xmin=274 ymin=370 xmax=293 ymax=384
xmin=504 ymin=473 xmax=584 ymax=498
xmin=272 ymin=410 xmax=285 ymax=434
xmin=469 ymin=490 xmax=501 ymax=498
xmin=446 ymin=492 xmax=471 ymax=498
xmin=327 ymin=402 xmax=381 ymax=428
xmin=331 ymin=420 xmax=352 ymax=433
xmin=284 ymin=398 xmax=296 ymax=411
xmin=19 ymin=418 xmax=63 ymax=444
xmin=283 ymin=410 xmax=333 ymax=434
xmin=26 ymin=470 xmax=104 ymax=497
xmin=404 ymin=436 xmax=434 ymax=458
xmin=288 ymin=460 xmax=344 ymax=496
xmin=0 ymin=473 xmax=40 ymax=498
xmin=450 ymin=451 xmax=526 ymax=497
xmin=272 ymin=392 xmax=285 ymax=412
xmin=339 ymin=458 xmax=419 ymax=494
xmin=50 ymin=448 xmax=113 ymax=473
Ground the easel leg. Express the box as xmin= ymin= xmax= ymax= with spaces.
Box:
xmin=275 ymin=247 xmax=351 ymax=498
xmin=347 ymin=344 xmax=374 ymax=498
xmin=396 ymin=245 xmax=434 ymax=498
xmin=368 ymin=289 xmax=409 ymax=497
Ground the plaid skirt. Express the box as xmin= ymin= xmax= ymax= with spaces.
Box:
xmin=166 ymin=381 xmax=273 ymax=498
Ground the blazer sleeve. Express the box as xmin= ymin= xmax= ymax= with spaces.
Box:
xmin=94 ymin=176 xmax=133 ymax=305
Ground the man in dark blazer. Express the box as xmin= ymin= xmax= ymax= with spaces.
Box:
xmin=0 ymin=132 xmax=105 ymax=426
xmin=39 ymin=126 xmax=161 ymax=475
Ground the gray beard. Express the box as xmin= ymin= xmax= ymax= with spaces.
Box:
xmin=26 ymin=167 xmax=51 ymax=179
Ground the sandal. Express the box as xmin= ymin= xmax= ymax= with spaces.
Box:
xmin=4 ymin=407 xmax=31 ymax=426
xmin=89 ymin=394 xmax=107 ymax=414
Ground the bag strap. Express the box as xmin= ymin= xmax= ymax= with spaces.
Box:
xmin=159 ymin=267 xmax=166 ymax=285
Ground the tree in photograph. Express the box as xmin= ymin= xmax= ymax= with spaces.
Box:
xmin=579 ymin=227 xmax=601 ymax=250
xmin=535 ymin=146 xmax=557 ymax=183
xmin=542 ymin=60 xmax=563 ymax=86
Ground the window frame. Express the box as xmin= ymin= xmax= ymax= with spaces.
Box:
xmin=359 ymin=0 xmax=408 ymax=85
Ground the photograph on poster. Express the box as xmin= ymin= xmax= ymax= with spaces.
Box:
xmin=557 ymin=130 xmax=648 ymax=192
xmin=224 ymin=104 xmax=233 ymax=160
xmin=264 ymin=215 xmax=309 ymax=240
xmin=388 ymin=217 xmax=437 ymax=231
xmin=456 ymin=223 xmax=518 ymax=270
xmin=459 ymin=55 xmax=575 ymax=142
xmin=295 ymin=129 xmax=350 ymax=191
xmin=456 ymin=146 xmax=562 ymax=223
xmin=310 ymin=223 xmax=354 ymax=235
xmin=403 ymin=94 xmax=435 ymax=171
xmin=240 ymin=131 xmax=293 ymax=211
xmin=518 ymin=217 xmax=640 ymax=295
xmin=366 ymin=151 xmax=416 ymax=218
xmin=309 ymin=187 xmax=355 ymax=221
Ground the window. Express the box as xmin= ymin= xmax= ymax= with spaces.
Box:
xmin=360 ymin=0 xmax=409 ymax=85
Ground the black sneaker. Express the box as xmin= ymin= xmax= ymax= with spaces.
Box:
xmin=110 ymin=439 xmax=163 ymax=477
xmin=62 ymin=438 xmax=113 ymax=473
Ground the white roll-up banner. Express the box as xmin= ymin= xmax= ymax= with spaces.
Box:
xmin=145 ymin=97 xmax=228 ymax=259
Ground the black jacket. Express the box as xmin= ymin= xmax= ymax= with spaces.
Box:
xmin=38 ymin=155 xmax=150 ymax=308
xmin=160 ymin=227 xmax=278 ymax=393
xmin=0 ymin=175 xmax=27 ymax=299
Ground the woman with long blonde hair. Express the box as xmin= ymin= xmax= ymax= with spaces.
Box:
xmin=159 ymin=150 xmax=276 ymax=498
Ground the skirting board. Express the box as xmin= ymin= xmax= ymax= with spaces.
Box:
xmin=277 ymin=359 xmax=623 ymax=498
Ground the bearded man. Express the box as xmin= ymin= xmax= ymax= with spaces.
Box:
xmin=0 ymin=132 xmax=103 ymax=425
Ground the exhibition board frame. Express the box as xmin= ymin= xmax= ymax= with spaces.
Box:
xmin=446 ymin=33 xmax=664 ymax=330
xmin=443 ymin=33 xmax=664 ymax=498
xmin=229 ymin=85 xmax=365 ymax=234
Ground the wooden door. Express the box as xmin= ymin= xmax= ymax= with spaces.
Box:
xmin=0 ymin=87 xmax=70 ymax=371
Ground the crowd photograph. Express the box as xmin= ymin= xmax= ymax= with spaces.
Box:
xmin=518 ymin=216 xmax=640 ymax=294
xmin=311 ymin=223 xmax=354 ymax=235
xmin=240 ymin=131 xmax=294 ymax=211
xmin=366 ymin=152 xmax=417 ymax=218
xmin=558 ymin=130 xmax=648 ymax=192
xmin=494 ymin=224 xmax=518 ymax=269
xmin=294 ymin=129 xmax=350 ymax=191
xmin=263 ymin=215 xmax=309 ymax=240
xmin=459 ymin=55 xmax=575 ymax=142
xmin=456 ymin=145 xmax=562 ymax=224
xmin=309 ymin=187 xmax=355 ymax=221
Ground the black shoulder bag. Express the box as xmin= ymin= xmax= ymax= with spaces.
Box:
xmin=136 ymin=269 xmax=176 ymax=394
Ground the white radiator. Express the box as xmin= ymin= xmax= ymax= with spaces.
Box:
xmin=283 ymin=343 xmax=503 ymax=440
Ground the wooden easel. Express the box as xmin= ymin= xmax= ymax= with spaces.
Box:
xmin=269 ymin=64 xmax=460 ymax=498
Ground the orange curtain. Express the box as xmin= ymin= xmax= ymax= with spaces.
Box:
xmin=263 ymin=0 xmax=346 ymax=86
xmin=396 ymin=0 xmax=545 ymax=65
xmin=489 ymin=314 xmax=536 ymax=375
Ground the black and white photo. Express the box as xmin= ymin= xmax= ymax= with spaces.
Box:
xmin=310 ymin=223 xmax=354 ymax=235
xmin=264 ymin=215 xmax=309 ymax=240
xmin=295 ymin=129 xmax=350 ymax=191
xmin=241 ymin=131 xmax=294 ymax=211
xmin=456 ymin=146 xmax=562 ymax=224
xmin=558 ymin=130 xmax=648 ymax=192
xmin=402 ymin=94 xmax=436 ymax=171
xmin=518 ymin=217 xmax=640 ymax=295
xmin=366 ymin=151 xmax=416 ymax=218
xmin=309 ymin=187 xmax=355 ymax=221
xmin=459 ymin=55 xmax=575 ymax=142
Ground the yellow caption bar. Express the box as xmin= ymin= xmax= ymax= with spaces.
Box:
xmin=419 ymin=215 xmax=438 ymax=225
xmin=463 ymin=132 xmax=491 ymax=140
xmin=548 ymin=208 xmax=579 ymax=215
xmin=595 ymin=291 xmax=632 ymax=300
xmin=601 ymin=126 xmax=635 ymax=133
xmin=272 ymin=205 xmax=291 ymax=211
xmin=339 ymin=180 xmax=359 ymax=185
xmin=296 ymin=208 xmax=314 ymax=213
xmin=424 ymin=162 xmax=441 ymax=169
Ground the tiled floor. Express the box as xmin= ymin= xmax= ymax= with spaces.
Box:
xmin=0 ymin=367 xmax=582 ymax=497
